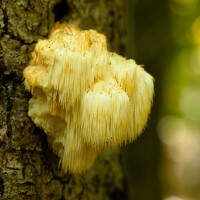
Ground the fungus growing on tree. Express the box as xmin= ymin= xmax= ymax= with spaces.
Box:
xmin=23 ymin=22 xmax=154 ymax=173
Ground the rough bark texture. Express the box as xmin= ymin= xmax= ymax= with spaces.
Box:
xmin=0 ymin=0 xmax=127 ymax=199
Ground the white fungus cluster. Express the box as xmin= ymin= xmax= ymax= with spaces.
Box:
xmin=23 ymin=22 xmax=154 ymax=173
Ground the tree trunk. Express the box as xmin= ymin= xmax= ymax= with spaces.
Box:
xmin=0 ymin=0 xmax=127 ymax=199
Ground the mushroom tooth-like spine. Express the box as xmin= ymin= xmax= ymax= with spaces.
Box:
xmin=28 ymin=93 xmax=98 ymax=173
xmin=110 ymin=52 xmax=154 ymax=138
xmin=61 ymin=129 xmax=98 ymax=173
xmin=80 ymin=78 xmax=133 ymax=148
xmin=132 ymin=69 xmax=154 ymax=135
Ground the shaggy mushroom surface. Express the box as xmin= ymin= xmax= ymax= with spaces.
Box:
xmin=23 ymin=22 xmax=154 ymax=173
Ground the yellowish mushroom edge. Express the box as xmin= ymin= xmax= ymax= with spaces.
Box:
xmin=23 ymin=22 xmax=154 ymax=174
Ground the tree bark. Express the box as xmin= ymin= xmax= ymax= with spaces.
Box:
xmin=0 ymin=0 xmax=127 ymax=199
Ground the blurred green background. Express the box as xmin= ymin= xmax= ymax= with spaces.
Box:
xmin=122 ymin=0 xmax=200 ymax=199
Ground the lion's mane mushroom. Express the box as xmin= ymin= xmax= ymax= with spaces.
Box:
xmin=23 ymin=22 xmax=154 ymax=173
